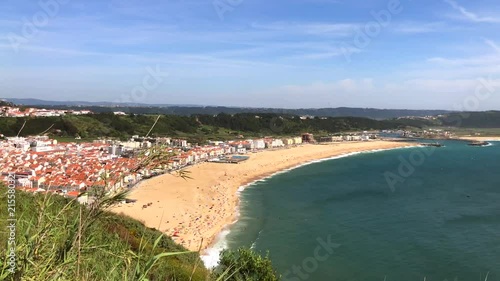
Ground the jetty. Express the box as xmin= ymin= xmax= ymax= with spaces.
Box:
xmin=468 ymin=141 xmax=489 ymax=147
xmin=420 ymin=142 xmax=444 ymax=147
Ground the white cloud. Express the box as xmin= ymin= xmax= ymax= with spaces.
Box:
xmin=392 ymin=22 xmax=451 ymax=34
xmin=420 ymin=42 xmax=500 ymax=79
xmin=484 ymin=38 xmax=500 ymax=54
xmin=427 ymin=54 xmax=500 ymax=67
xmin=250 ymin=22 xmax=358 ymax=37
xmin=444 ymin=0 xmax=500 ymax=23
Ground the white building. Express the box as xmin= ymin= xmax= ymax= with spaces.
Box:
xmin=172 ymin=139 xmax=188 ymax=148
xmin=108 ymin=145 xmax=123 ymax=156
xmin=243 ymin=140 xmax=255 ymax=150
xmin=266 ymin=139 xmax=284 ymax=148
xmin=253 ymin=139 xmax=266 ymax=149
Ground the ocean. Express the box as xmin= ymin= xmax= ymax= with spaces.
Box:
xmin=207 ymin=140 xmax=500 ymax=281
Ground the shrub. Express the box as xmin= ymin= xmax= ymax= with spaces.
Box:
xmin=213 ymin=248 xmax=279 ymax=281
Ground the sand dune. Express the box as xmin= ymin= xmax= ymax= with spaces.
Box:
xmin=111 ymin=140 xmax=417 ymax=251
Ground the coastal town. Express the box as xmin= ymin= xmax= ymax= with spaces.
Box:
xmin=0 ymin=104 xmax=92 ymax=117
xmin=0 ymin=131 xmax=378 ymax=199
xmin=2 ymin=0 xmax=500 ymax=278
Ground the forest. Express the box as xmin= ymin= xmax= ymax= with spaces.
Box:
xmin=0 ymin=112 xmax=408 ymax=141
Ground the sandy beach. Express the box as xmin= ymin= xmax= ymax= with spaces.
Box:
xmin=111 ymin=140 xmax=417 ymax=251
xmin=458 ymin=136 xmax=500 ymax=141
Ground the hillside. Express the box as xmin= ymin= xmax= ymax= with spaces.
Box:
xmin=392 ymin=111 xmax=500 ymax=129
xmin=0 ymin=187 xmax=279 ymax=280
xmin=0 ymin=113 xmax=409 ymax=142
xmin=0 ymin=100 xmax=14 ymax=107
xmin=439 ymin=111 xmax=500 ymax=128
xmin=3 ymin=98 xmax=451 ymax=119
xmin=0 ymin=187 xmax=209 ymax=280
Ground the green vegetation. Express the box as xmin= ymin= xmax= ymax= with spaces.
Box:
xmin=7 ymin=99 xmax=450 ymax=119
xmin=0 ymin=187 xmax=281 ymax=281
xmin=213 ymin=248 xmax=279 ymax=281
xmin=393 ymin=111 xmax=500 ymax=129
xmin=0 ymin=146 xmax=280 ymax=281
xmin=391 ymin=118 xmax=441 ymax=128
xmin=439 ymin=111 xmax=500 ymax=128
xmin=0 ymin=187 xmax=208 ymax=280
xmin=7 ymin=108 xmax=499 ymax=143
xmin=0 ymin=113 xmax=198 ymax=140
xmin=0 ymin=112 xmax=407 ymax=142
xmin=0 ymin=101 xmax=14 ymax=108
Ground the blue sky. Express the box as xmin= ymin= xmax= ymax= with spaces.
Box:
xmin=1 ymin=0 xmax=500 ymax=110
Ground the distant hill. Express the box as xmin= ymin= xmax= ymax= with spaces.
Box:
xmin=3 ymin=98 xmax=452 ymax=120
xmin=3 ymin=98 xmax=198 ymax=107
xmin=439 ymin=111 xmax=500 ymax=128
xmin=394 ymin=111 xmax=500 ymax=128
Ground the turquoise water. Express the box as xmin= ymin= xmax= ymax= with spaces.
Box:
xmin=225 ymin=140 xmax=500 ymax=281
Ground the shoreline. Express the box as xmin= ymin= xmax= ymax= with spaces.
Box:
xmin=200 ymin=144 xmax=420 ymax=268
xmin=111 ymin=140 xmax=418 ymax=257
xmin=457 ymin=136 xmax=500 ymax=142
